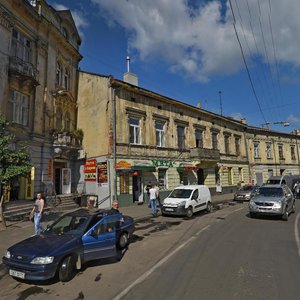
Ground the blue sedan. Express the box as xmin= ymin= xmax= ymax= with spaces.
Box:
xmin=2 ymin=208 xmax=135 ymax=282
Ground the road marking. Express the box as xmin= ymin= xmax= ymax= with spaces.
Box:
xmin=294 ymin=212 xmax=300 ymax=257
xmin=113 ymin=225 xmax=210 ymax=300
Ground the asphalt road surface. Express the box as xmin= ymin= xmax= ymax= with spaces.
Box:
xmin=1 ymin=201 xmax=300 ymax=300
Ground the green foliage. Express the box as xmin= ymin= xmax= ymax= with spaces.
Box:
xmin=0 ymin=115 xmax=32 ymax=185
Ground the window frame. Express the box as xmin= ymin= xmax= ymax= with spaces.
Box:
xmin=195 ymin=129 xmax=203 ymax=148
xmin=266 ymin=142 xmax=272 ymax=159
xmin=177 ymin=125 xmax=185 ymax=150
xmin=155 ymin=121 xmax=165 ymax=147
xmin=254 ymin=142 xmax=260 ymax=158
xmin=129 ymin=117 xmax=141 ymax=144
xmin=8 ymin=90 xmax=29 ymax=126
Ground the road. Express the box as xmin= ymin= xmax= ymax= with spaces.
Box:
xmin=1 ymin=201 xmax=300 ymax=300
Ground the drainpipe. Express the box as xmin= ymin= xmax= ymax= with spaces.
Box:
xmin=113 ymin=86 xmax=118 ymax=202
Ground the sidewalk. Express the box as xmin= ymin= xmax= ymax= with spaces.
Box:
xmin=0 ymin=193 xmax=234 ymax=276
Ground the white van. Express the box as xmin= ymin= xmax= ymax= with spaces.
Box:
xmin=162 ymin=185 xmax=212 ymax=218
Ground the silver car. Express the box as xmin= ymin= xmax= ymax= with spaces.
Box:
xmin=234 ymin=185 xmax=259 ymax=201
xmin=249 ymin=184 xmax=295 ymax=220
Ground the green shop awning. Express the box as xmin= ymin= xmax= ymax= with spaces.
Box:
xmin=131 ymin=166 xmax=156 ymax=171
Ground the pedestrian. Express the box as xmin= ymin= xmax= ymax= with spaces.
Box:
xmin=149 ymin=184 xmax=158 ymax=217
xmin=30 ymin=193 xmax=45 ymax=235
xmin=107 ymin=200 xmax=120 ymax=215
xmin=293 ymin=181 xmax=300 ymax=199
xmin=155 ymin=183 xmax=162 ymax=212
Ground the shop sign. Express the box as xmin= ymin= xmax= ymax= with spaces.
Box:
xmin=48 ymin=159 xmax=53 ymax=177
xmin=97 ymin=162 xmax=107 ymax=183
xmin=116 ymin=160 xmax=131 ymax=169
xmin=84 ymin=159 xmax=97 ymax=173
xmin=84 ymin=159 xmax=97 ymax=181
xmin=151 ymin=159 xmax=174 ymax=168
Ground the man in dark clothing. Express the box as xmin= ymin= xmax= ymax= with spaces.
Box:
xmin=107 ymin=200 xmax=120 ymax=215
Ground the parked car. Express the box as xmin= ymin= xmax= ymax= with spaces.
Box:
xmin=2 ymin=208 xmax=135 ymax=282
xmin=234 ymin=185 xmax=259 ymax=202
xmin=266 ymin=175 xmax=300 ymax=192
xmin=162 ymin=185 xmax=212 ymax=218
xmin=249 ymin=184 xmax=295 ymax=220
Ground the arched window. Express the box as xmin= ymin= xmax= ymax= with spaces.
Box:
xmin=65 ymin=111 xmax=70 ymax=132
xmin=56 ymin=62 xmax=62 ymax=86
xmin=64 ymin=68 xmax=70 ymax=90
xmin=56 ymin=107 xmax=63 ymax=130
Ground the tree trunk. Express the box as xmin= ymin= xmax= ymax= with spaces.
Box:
xmin=0 ymin=194 xmax=7 ymax=229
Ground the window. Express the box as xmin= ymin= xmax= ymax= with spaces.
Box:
xmin=56 ymin=62 xmax=62 ymax=85
xmin=254 ymin=142 xmax=260 ymax=158
xmin=291 ymin=145 xmax=296 ymax=160
xmin=11 ymin=29 xmax=31 ymax=62
xmin=235 ymin=137 xmax=240 ymax=156
xmin=119 ymin=174 xmax=129 ymax=194
xmin=8 ymin=90 xmax=29 ymax=126
xmin=212 ymin=132 xmax=218 ymax=150
xmin=224 ymin=135 xmax=230 ymax=154
xmin=129 ymin=117 xmax=141 ymax=144
xmin=238 ymin=167 xmax=243 ymax=182
xmin=228 ymin=167 xmax=233 ymax=185
xmin=56 ymin=107 xmax=63 ymax=130
xmin=266 ymin=143 xmax=272 ymax=159
xmin=268 ymin=169 xmax=273 ymax=178
xmin=195 ymin=129 xmax=203 ymax=148
xmin=177 ymin=126 xmax=185 ymax=150
xmin=65 ymin=111 xmax=70 ymax=132
xmin=155 ymin=122 xmax=164 ymax=147
xmin=64 ymin=68 xmax=70 ymax=90
xmin=158 ymin=169 xmax=167 ymax=190
xmin=278 ymin=144 xmax=284 ymax=160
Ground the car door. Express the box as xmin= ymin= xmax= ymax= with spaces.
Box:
xmin=191 ymin=188 xmax=201 ymax=212
xmin=82 ymin=215 xmax=118 ymax=262
xmin=284 ymin=186 xmax=293 ymax=212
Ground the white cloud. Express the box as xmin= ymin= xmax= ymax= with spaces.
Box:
xmin=52 ymin=3 xmax=89 ymax=37
xmin=287 ymin=115 xmax=300 ymax=125
xmin=90 ymin=0 xmax=300 ymax=82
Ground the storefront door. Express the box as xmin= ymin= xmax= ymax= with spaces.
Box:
xmin=132 ymin=175 xmax=143 ymax=203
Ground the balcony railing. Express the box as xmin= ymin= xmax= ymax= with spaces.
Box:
xmin=52 ymin=131 xmax=82 ymax=147
xmin=9 ymin=56 xmax=39 ymax=83
xmin=190 ymin=147 xmax=220 ymax=161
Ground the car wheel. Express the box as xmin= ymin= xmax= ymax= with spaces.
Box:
xmin=206 ymin=202 xmax=212 ymax=213
xmin=58 ymin=255 xmax=76 ymax=282
xmin=282 ymin=207 xmax=289 ymax=221
xmin=186 ymin=207 xmax=193 ymax=218
xmin=117 ymin=232 xmax=128 ymax=249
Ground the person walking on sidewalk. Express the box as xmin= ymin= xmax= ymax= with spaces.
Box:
xmin=149 ymin=185 xmax=158 ymax=217
xmin=30 ymin=193 xmax=45 ymax=235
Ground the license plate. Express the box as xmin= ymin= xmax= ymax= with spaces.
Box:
xmin=9 ymin=269 xmax=25 ymax=279
xmin=165 ymin=208 xmax=174 ymax=212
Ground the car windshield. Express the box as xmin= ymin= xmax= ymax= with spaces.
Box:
xmin=240 ymin=185 xmax=255 ymax=191
xmin=257 ymin=187 xmax=283 ymax=197
xmin=45 ymin=215 xmax=90 ymax=235
xmin=169 ymin=189 xmax=192 ymax=199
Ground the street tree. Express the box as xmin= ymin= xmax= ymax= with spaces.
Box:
xmin=0 ymin=115 xmax=32 ymax=228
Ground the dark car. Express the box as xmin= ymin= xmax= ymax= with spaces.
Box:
xmin=2 ymin=209 xmax=135 ymax=282
xmin=234 ymin=185 xmax=259 ymax=202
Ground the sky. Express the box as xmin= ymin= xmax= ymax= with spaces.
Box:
xmin=48 ymin=0 xmax=300 ymax=133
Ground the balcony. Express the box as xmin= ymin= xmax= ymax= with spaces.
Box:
xmin=52 ymin=131 xmax=82 ymax=147
xmin=9 ymin=56 xmax=39 ymax=86
xmin=190 ymin=147 xmax=220 ymax=161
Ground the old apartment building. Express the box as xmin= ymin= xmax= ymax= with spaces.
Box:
xmin=0 ymin=0 xmax=82 ymax=200
xmin=78 ymin=70 xmax=300 ymax=206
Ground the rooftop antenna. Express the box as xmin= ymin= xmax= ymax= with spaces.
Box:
xmin=126 ymin=56 xmax=130 ymax=73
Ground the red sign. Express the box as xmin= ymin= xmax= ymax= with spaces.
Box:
xmin=184 ymin=166 xmax=199 ymax=171
xmin=84 ymin=159 xmax=97 ymax=173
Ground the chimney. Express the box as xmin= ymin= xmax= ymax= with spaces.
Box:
xmin=240 ymin=118 xmax=247 ymax=124
xmin=123 ymin=56 xmax=138 ymax=86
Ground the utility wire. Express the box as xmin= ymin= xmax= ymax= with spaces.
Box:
xmin=229 ymin=0 xmax=268 ymax=124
